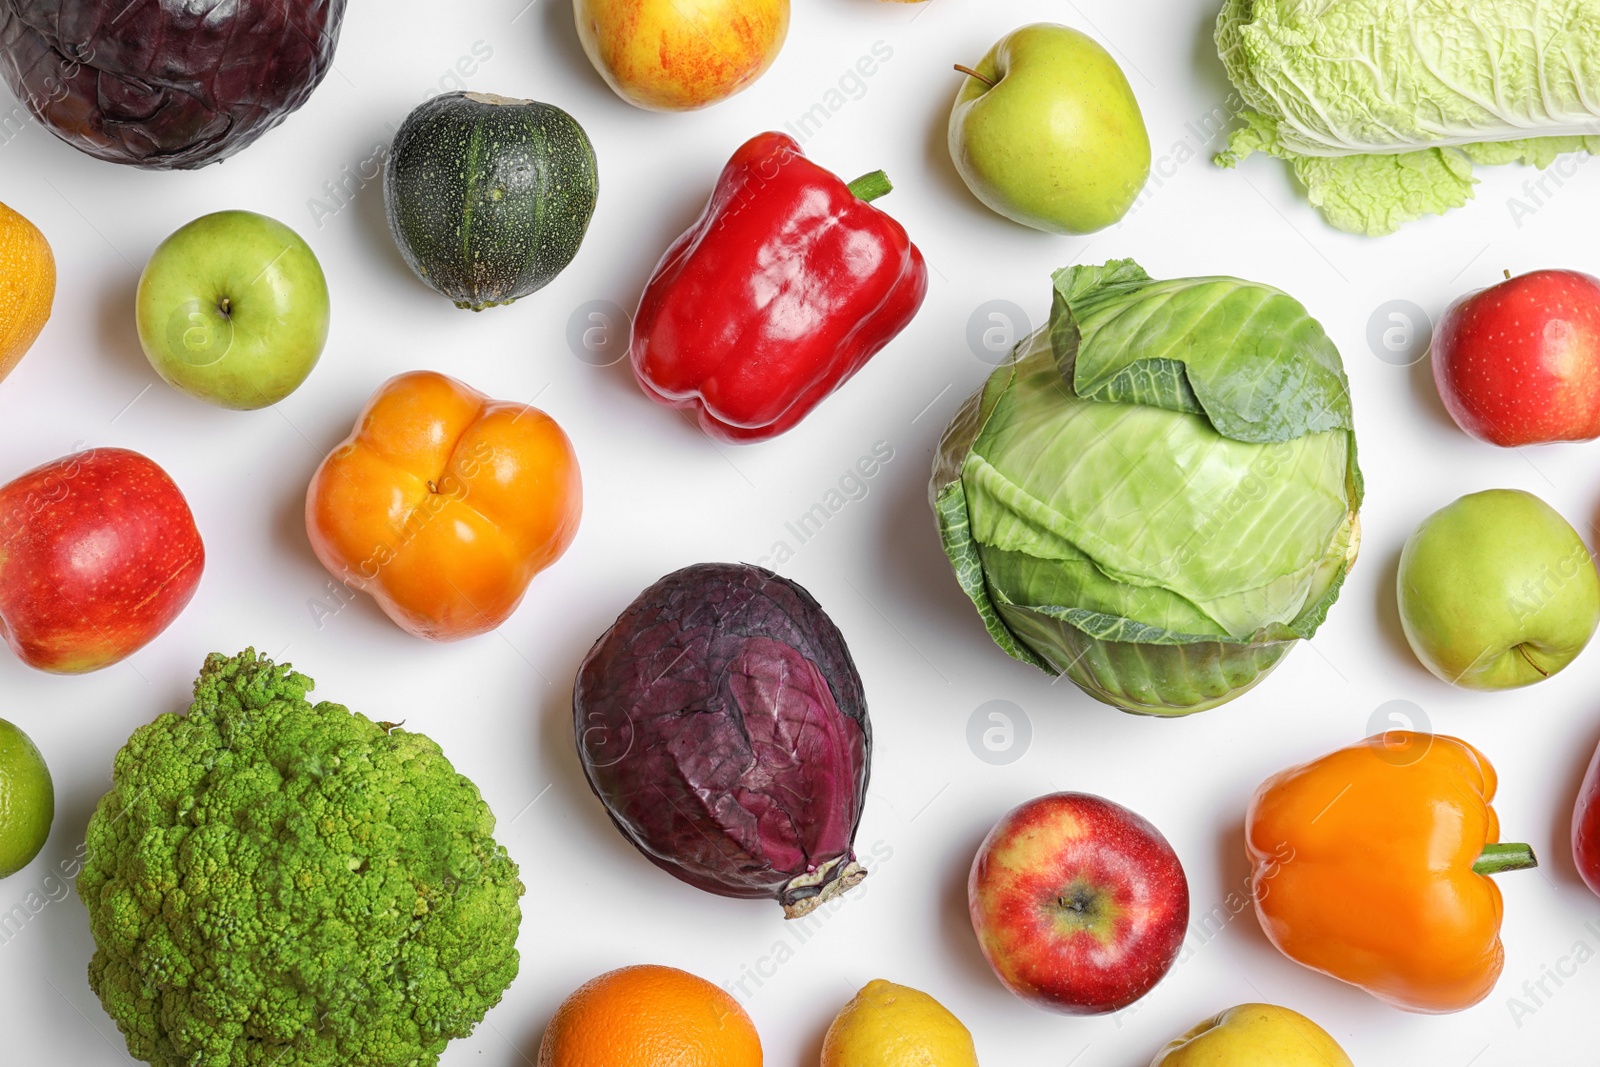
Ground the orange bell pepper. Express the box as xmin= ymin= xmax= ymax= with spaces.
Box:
xmin=1246 ymin=732 xmax=1536 ymax=1013
xmin=306 ymin=370 xmax=581 ymax=641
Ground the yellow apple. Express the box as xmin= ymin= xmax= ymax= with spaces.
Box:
xmin=1150 ymin=1004 xmax=1353 ymax=1066
xmin=573 ymin=0 xmax=789 ymax=112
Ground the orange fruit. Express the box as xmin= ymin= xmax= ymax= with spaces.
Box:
xmin=0 ymin=201 xmax=55 ymax=385
xmin=538 ymin=964 xmax=763 ymax=1067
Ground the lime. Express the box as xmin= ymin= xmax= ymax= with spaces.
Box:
xmin=0 ymin=719 xmax=53 ymax=878
xmin=821 ymin=979 xmax=979 ymax=1067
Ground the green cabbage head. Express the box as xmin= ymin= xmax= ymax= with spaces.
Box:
xmin=932 ymin=260 xmax=1362 ymax=716
xmin=1215 ymin=0 xmax=1600 ymax=233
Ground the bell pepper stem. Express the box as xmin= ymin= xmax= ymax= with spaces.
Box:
xmin=1473 ymin=842 xmax=1538 ymax=876
xmin=847 ymin=171 xmax=894 ymax=203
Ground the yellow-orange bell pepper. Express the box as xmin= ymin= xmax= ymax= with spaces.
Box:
xmin=1246 ymin=732 xmax=1536 ymax=1013
xmin=305 ymin=371 xmax=581 ymax=641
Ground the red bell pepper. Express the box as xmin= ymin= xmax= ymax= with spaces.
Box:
xmin=630 ymin=131 xmax=929 ymax=443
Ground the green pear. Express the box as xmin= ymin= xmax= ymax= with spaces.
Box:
xmin=948 ymin=23 xmax=1150 ymax=235
xmin=1150 ymin=1004 xmax=1353 ymax=1067
xmin=1398 ymin=489 xmax=1600 ymax=689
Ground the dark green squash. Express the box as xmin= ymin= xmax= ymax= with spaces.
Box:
xmin=384 ymin=92 xmax=598 ymax=311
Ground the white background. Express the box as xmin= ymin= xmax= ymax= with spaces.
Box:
xmin=1 ymin=1 xmax=1597 ymax=1064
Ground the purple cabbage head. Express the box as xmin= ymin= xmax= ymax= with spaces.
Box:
xmin=574 ymin=563 xmax=872 ymax=919
xmin=0 ymin=0 xmax=347 ymax=169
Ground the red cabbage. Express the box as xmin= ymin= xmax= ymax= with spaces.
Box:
xmin=0 ymin=0 xmax=347 ymax=169
xmin=574 ymin=563 xmax=873 ymax=918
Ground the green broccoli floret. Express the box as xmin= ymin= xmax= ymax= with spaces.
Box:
xmin=79 ymin=650 xmax=524 ymax=1067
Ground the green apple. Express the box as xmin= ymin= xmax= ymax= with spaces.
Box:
xmin=1398 ymin=489 xmax=1600 ymax=689
xmin=1150 ymin=1003 xmax=1353 ymax=1067
xmin=948 ymin=23 xmax=1150 ymax=235
xmin=136 ymin=210 xmax=330 ymax=410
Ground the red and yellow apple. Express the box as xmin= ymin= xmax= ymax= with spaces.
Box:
xmin=573 ymin=0 xmax=789 ymax=112
xmin=968 ymin=792 xmax=1189 ymax=1014
xmin=0 ymin=449 xmax=204 ymax=673
xmin=1432 ymin=269 xmax=1600 ymax=446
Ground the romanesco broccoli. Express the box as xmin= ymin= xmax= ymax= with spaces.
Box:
xmin=78 ymin=650 xmax=524 ymax=1067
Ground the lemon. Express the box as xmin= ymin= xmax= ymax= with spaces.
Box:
xmin=0 ymin=719 xmax=53 ymax=878
xmin=821 ymin=979 xmax=979 ymax=1067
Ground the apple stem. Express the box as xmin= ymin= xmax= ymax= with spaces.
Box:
xmin=1516 ymin=644 xmax=1549 ymax=677
xmin=1504 ymin=269 xmax=1513 ymax=280
xmin=1473 ymin=842 xmax=1538 ymax=876
xmin=846 ymin=171 xmax=894 ymax=203
xmin=954 ymin=63 xmax=995 ymax=89
xmin=218 ymin=296 xmax=232 ymax=319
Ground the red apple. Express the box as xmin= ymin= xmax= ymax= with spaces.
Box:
xmin=968 ymin=792 xmax=1188 ymax=1014
xmin=1572 ymin=739 xmax=1600 ymax=897
xmin=0 ymin=448 xmax=204 ymax=674
xmin=1432 ymin=269 xmax=1600 ymax=446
